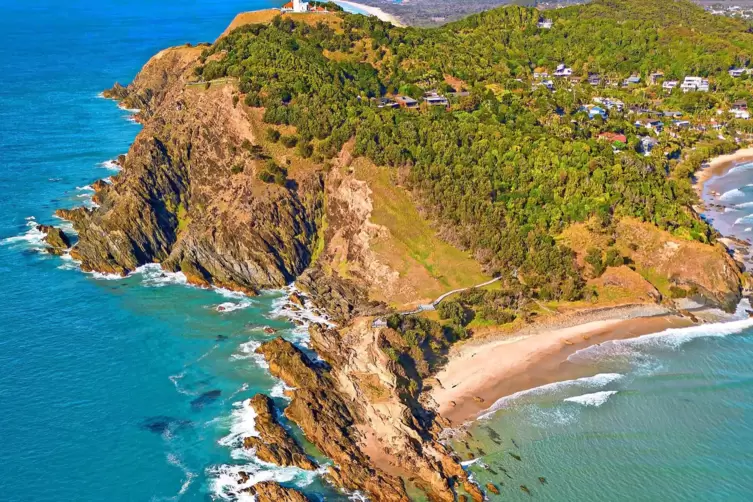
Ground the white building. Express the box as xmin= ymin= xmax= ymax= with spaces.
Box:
xmin=281 ymin=0 xmax=308 ymax=13
xmin=681 ymin=76 xmax=709 ymax=92
xmin=538 ymin=19 xmax=553 ymax=29
xmin=553 ymin=64 xmax=573 ymax=77
xmin=662 ymin=80 xmax=678 ymax=91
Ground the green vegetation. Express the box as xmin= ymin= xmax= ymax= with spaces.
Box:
xmin=197 ymin=0 xmax=753 ymax=304
xmin=258 ymin=159 xmax=288 ymax=185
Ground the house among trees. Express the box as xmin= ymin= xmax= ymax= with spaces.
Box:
xmin=662 ymin=80 xmax=679 ymax=92
xmin=729 ymin=68 xmax=748 ymax=78
xmin=733 ymin=100 xmax=748 ymax=111
xmin=598 ymin=132 xmax=627 ymax=143
xmin=533 ymin=68 xmax=549 ymax=79
xmin=623 ymin=75 xmax=641 ymax=86
xmin=376 ymin=97 xmax=398 ymax=109
xmin=635 ymin=119 xmax=664 ymax=134
xmin=649 ymin=72 xmax=664 ymax=84
xmin=424 ymin=91 xmax=449 ymax=107
xmin=681 ymin=76 xmax=709 ymax=92
xmin=553 ymin=64 xmax=573 ymax=77
xmin=587 ymin=74 xmax=602 ymax=86
xmin=640 ymin=136 xmax=659 ymax=155
xmin=395 ymin=95 xmax=418 ymax=108
xmin=538 ymin=18 xmax=553 ymax=29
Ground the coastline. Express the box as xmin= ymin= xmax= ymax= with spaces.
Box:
xmin=693 ymin=147 xmax=753 ymax=199
xmin=430 ymin=305 xmax=693 ymax=425
xmin=334 ymin=0 xmax=405 ymax=26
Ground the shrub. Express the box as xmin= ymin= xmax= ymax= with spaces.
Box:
xmin=281 ymin=135 xmax=298 ymax=148
xmin=586 ymin=247 xmax=606 ymax=277
xmin=231 ymin=164 xmax=244 ymax=174
xmin=266 ymin=128 xmax=281 ymax=143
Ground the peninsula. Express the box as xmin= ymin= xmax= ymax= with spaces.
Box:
xmin=47 ymin=0 xmax=753 ymax=499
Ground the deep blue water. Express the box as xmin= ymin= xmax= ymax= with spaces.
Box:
xmin=0 ymin=1 xmax=343 ymax=500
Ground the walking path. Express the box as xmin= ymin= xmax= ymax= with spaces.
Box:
xmin=372 ymin=276 xmax=501 ymax=327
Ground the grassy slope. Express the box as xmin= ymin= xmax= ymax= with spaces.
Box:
xmin=350 ymin=157 xmax=490 ymax=307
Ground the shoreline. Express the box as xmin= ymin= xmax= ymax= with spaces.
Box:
xmin=693 ymin=147 xmax=753 ymax=199
xmin=430 ymin=305 xmax=693 ymax=425
xmin=334 ymin=0 xmax=405 ymax=26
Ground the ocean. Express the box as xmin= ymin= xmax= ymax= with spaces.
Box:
xmin=0 ymin=0 xmax=345 ymax=500
xmin=3 ymin=1 xmax=753 ymax=501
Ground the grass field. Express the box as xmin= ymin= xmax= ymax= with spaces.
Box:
xmin=351 ymin=158 xmax=490 ymax=306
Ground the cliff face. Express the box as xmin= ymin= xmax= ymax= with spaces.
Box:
xmin=63 ymin=46 xmax=323 ymax=292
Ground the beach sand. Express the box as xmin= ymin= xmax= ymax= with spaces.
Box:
xmin=431 ymin=310 xmax=692 ymax=425
xmin=334 ymin=0 xmax=404 ymax=26
xmin=694 ymin=147 xmax=753 ymax=198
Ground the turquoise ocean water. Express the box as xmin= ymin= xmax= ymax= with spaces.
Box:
xmin=4 ymin=1 xmax=753 ymax=501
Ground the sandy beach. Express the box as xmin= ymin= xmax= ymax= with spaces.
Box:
xmin=334 ymin=0 xmax=405 ymax=26
xmin=694 ymin=147 xmax=753 ymax=198
xmin=430 ymin=306 xmax=693 ymax=425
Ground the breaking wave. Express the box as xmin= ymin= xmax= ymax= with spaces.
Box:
xmin=478 ymin=373 xmax=624 ymax=420
xmin=564 ymin=390 xmax=618 ymax=407
xmin=720 ymin=188 xmax=747 ymax=202
xmin=0 ymin=217 xmax=46 ymax=251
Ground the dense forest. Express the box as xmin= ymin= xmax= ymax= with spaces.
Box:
xmin=197 ymin=0 xmax=753 ymax=302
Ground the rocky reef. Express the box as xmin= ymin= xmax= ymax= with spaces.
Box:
xmin=257 ymin=332 xmax=483 ymax=501
xmin=243 ymin=394 xmax=317 ymax=470
xmin=243 ymin=481 xmax=310 ymax=502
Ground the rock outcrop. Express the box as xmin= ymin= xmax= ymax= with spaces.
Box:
xmin=256 ymin=337 xmax=410 ymax=501
xmin=37 ymin=225 xmax=71 ymax=255
xmin=61 ymin=45 xmax=324 ymax=292
xmin=243 ymin=481 xmax=310 ymax=502
xmin=243 ymin=394 xmax=317 ymax=470
xmin=257 ymin=332 xmax=483 ymax=502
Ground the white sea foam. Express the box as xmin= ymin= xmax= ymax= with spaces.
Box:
xmin=166 ymin=453 xmax=197 ymax=499
xmin=134 ymin=263 xmax=188 ymax=287
xmin=270 ymin=380 xmax=294 ymax=400
xmin=734 ymin=213 xmax=753 ymax=225
xmin=118 ymin=103 xmax=141 ymax=113
xmin=564 ymin=390 xmax=618 ymax=407
xmin=208 ymin=462 xmax=321 ymax=501
xmin=720 ymin=188 xmax=747 ymax=202
xmin=218 ymin=398 xmax=259 ymax=449
xmin=168 ymin=370 xmax=196 ymax=397
xmin=1 ymin=217 xmax=47 ymax=251
xmin=569 ymin=317 xmax=753 ymax=368
xmin=736 ymin=201 xmax=753 ymax=209
xmin=729 ymin=161 xmax=753 ymax=175
xmin=231 ymin=340 xmax=269 ymax=369
xmin=460 ymin=458 xmax=482 ymax=467
xmin=76 ymin=184 xmax=94 ymax=191
xmin=478 ymin=373 xmax=623 ymax=420
xmin=725 ymin=207 xmax=740 ymax=213
xmin=98 ymin=159 xmax=121 ymax=171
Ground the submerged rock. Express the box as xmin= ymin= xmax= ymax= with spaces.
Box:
xmin=190 ymin=389 xmax=221 ymax=410
xmin=139 ymin=416 xmax=191 ymax=435
xmin=243 ymin=394 xmax=317 ymax=470
xmin=486 ymin=483 xmax=500 ymax=495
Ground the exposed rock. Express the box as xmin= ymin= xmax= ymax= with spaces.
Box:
xmin=36 ymin=225 xmax=71 ymax=255
xmin=297 ymin=265 xmax=387 ymax=323
xmin=243 ymin=481 xmax=310 ymax=502
xmin=60 ymin=46 xmax=325 ymax=291
xmin=243 ymin=394 xmax=317 ymax=470
xmin=307 ymin=321 xmax=484 ymax=502
xmin=256 ymin=337 xmax=410 ymax=501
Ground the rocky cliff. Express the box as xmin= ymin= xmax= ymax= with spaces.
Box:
xmin=62 ymin=45 xmax=324 ymax=293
